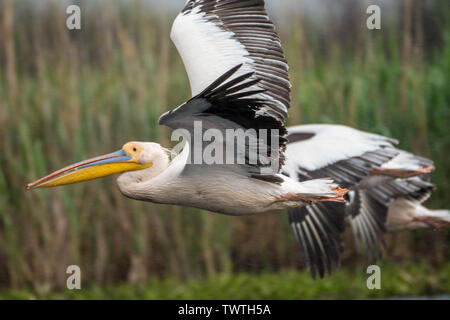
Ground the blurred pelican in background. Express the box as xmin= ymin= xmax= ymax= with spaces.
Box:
xmin=284 ymin=124 xmax=449 ymax=277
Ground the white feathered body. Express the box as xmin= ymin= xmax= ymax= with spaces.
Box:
xmin=116 ymin=143 xmax=341 ymax=216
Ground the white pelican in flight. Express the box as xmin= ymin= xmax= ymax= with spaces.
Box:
xmin=26 ymin=1 xmax=348 ymax=216
xmin=284 ymin=124 xmax=449 ymax=277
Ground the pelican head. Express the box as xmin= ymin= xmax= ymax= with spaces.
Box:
xmin=25 ymin=142 xmax=170 ymax=190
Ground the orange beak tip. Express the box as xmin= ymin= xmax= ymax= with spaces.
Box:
xmin=25 ymin=183 xmax=34 ymax=190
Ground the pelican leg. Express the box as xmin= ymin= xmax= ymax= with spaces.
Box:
xmin=371 ymin=166 xmax=434 ymax=178
xmin=276 ymin=187 xmax=348 ymax=205
xmin=413 ymin=216 xmax=450 ymax=229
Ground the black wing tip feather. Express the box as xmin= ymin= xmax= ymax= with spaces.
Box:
xmin=197 ymin=63 xmax=245 ymax=97
xmin=286 ymin=132 xmax=316 ymax=144
xmin=159 ymin=63 xmax=252 ymax=126
xmin=388 ymin=176 xmax=435 ymax=203
xmin=288 ymin=203 xmax=346 ymax=279
xmin=347 ymin=190 xmax=387 ymax=263
xmin=195 ymin=64 xmax=269 ymax=104
xmin=195 ymin=63 xmax=286 ymax=129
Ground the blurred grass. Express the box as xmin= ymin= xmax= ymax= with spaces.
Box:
xmin=0 ymin=0 xmax=449 ymax=295
xmin=1 ymin=262 xmax=449 ymax=299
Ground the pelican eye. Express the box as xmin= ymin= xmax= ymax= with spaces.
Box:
xmin=133 ymin=147 xmax=137 ymax=152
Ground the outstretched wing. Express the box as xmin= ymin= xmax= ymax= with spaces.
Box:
xmin=160 ymin=64 xmax=287 ymax=176
xmin=282 ymin=124 xmax=398 ymax=277
xmin=283 ymin=125 xmax=399 ymax=188
xmin=161 ymin=1 xmax=292 ymax=176
xmin=171 ymin=0 xmax=291 ymax=121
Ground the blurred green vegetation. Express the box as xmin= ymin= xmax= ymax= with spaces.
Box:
xmin=1 ymin=262 xmax=449 ymax=299
xmin=0 ymin=0 xmax=448 ymax=297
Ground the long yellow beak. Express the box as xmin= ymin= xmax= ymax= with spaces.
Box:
xmin=25 ymin=149 xmax=151 ymax=190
